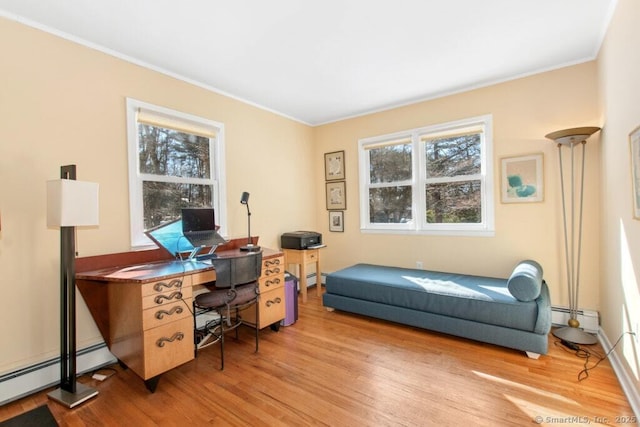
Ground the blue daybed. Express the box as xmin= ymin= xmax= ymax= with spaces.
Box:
xmin=322 ymin=261 xmax=552 ymax=358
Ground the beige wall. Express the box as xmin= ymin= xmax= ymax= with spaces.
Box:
xmin=0 ymin=18 xmax=316 ymax=373
xmin=314 ymin=63 xmax=601 ymax=313
xmin=598 ymin=0 xmax=640 ymax=387
xmin=2 ymin=3 xmax=638 ymax=393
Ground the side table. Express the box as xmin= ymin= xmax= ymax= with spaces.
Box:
xmin=282 ymin=247 xmax=323 ymax=303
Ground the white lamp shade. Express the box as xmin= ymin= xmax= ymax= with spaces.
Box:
xmin=47 ymin=179 xmax=99 ymax=227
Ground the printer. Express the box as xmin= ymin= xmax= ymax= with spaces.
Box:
xmin=280 ymin=231 xmax=322 ymax=250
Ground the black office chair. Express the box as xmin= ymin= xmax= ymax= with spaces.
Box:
xmin=193 ymin=251 xmax=262 ymax=369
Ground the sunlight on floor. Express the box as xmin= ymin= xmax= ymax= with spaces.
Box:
xmin=473 ymin=370 xmax=617 ymax=425
xmin=506 ymin=396 xmax=609 ymax=426
xmin=472 ymin=370 xmax=577 ymax=405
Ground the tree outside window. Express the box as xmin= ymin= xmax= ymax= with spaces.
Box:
xmin=359 ymin=115 xmax=493 ymax=236
xmin=127 ymin=98 xmax=225 ymax=247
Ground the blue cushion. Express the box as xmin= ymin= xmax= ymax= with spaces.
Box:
xmin=507 ymin=260 xmax=543 ymax=302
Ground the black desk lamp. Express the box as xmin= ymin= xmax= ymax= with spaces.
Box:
xmin=240 ymin=191 xmax=260 ymax=252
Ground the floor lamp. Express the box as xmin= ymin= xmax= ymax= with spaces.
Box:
xmin=46 ymin=165 xmax=99 ymax=407
xmin=545 ymin=127 xmax=600 ymax=345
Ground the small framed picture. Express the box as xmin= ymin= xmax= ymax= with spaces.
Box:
xmin=630 ymin=125 xmax=640 ymax=219
xmin=329 ymin=211 xmax=344 ymax=232
xmin=326 ymin=181 xmax=346 ymax=210
xmin=501 ymin=153 xmax=544 ymax=203
xmin=325 ymin=150 xmax=345 ymax=181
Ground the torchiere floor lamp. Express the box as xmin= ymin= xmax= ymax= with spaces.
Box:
xmin=545 ymin=127 xmax=600 ymax=345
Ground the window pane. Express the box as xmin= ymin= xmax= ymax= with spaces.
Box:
xmin=426 ymin=180 xmax=481 ymax=224
xmin=138 ymin=124 xmax=211 ymax=179
xmin=143 ymin=181 xmax=212 ymax=230
xmin=369 ymin=143 xmax=412 ymax=183
xmin=425 ymin=133 xmax=480 ymax=178
xmin=369 ymin=186 xmax=412 ymax=223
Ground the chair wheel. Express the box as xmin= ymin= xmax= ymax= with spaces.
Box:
xmin=270 ymin=323 xmax=281 ymax=332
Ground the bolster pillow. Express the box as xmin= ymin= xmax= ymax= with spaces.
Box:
xmin=507 ymin=260 xmax=543 ymax=302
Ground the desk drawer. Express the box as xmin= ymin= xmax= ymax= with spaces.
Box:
xmin=141 ymin=278 xmax=186 ymax=298
xmin=306 ymin=250 xmax=318 ymax=261
xmin=258 ymin=274 xmax=284 ymax=293
xmin=143 ymin=317 xmax=194 ymax=379
xmin=142 ymin=286 xmax=192 ymax=310
xmin=263 ymin=256 xmax=284 ymax=269
xmin=262 ymin=264 xmax=284 ymax=278
xmin=241 ymin=286 xmax=285 ymax=328
xmin=189 ymin=270 xmax=216 ymax=287
xmin=258 ymin=287 xmax=286 ymax=328
xmin=143 ymin=299 xmax=192 ymax=331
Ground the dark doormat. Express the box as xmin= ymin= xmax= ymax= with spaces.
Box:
xmin=0 ymin=405 xmax=58 ymax=427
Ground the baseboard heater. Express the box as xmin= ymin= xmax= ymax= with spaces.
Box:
xmin=0 ymin=342 xmax=116 ymax=405
xmin=551 ymin=306 xmax=599 ymax=334
xmin=290 ymin=272 xmax=326 ymax=290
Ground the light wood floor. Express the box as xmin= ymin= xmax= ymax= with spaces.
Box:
xmin=1 ymin=292 xmax=635 ymax=426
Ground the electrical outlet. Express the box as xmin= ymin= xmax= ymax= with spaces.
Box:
xmin=416 ymin=261 xmax=423 ymax=269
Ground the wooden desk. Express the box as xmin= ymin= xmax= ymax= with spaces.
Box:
xmin=282 ymin=248 xmax=323 ymax=303
xmin=77 ymin=259 xmax=216 ymax=392
xmin=76 ymin=242 xmax=284 ymax=392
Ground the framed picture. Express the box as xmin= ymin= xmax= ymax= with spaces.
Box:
xmin=324 ymin=150 xmax=345 ymax=181
xmin=329 ymin=211 xmax=344 ymax=232
xmin=501 ymin=153 xmax=544 ymax=203
xmin=326 ymin=181 xmax=346 ymax=210
xmin=630 ymin=125 xmax=640 ymax=219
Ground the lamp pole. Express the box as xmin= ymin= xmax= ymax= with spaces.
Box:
xmin=47 ymin=165 xmax=99 ymax=408
xmin=545 ymin=127 xmax=600 ymax=345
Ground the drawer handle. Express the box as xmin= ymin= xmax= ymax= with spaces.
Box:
xmin=266 ymin=297 xmax=282 ymax=307
xmin=265 ymin=267 xmax=281 ymax=276
xmin=155 ymin=306 xmax=184 ymax=319
xmin=265 ymin=278 xmax=281 ymax=287
xmin=156 ymin=332 xmax=184 ymax=348
xmin=265 ymin=259 xmax=281 ymax=266
xmin=154 ymin=291 xmax=183 ymax=304
xmin=154 ymin=279 xmax=182 ymax=292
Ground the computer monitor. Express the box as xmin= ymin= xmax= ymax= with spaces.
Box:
xmin=144 ymin=218 xmax=193 ymax=258
xmin=181 ymin=208 xmax=216 ymax=233
xmin=181 ymin=208 xmax=227 ymax=254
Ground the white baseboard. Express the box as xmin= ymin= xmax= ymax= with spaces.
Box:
xmin=598 ymin=330 xmax=640 ymax=419
xmin=552 ymin=306 xmax=599 ymax=334
xmin=0 ymin=343 xmax=117 ymax=405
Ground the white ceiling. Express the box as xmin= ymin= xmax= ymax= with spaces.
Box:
xmin=0 ymin=0 xmax=616 ymax=125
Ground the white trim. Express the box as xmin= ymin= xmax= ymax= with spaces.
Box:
xmin=126 ymin=98 xmax=227 ymax=248
xmin=358 ymin=115 xmax=494 ymax=236
xmin=0 ymin=344 xmax=116 ymax=406
xmin=598 ymin=329 xmax=640 ymax=419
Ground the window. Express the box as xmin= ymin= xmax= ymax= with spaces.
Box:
xmin=359 ymin=115 xmax=493 ymax=236
xmin=126 ymin=98 xmax=226 ymax=247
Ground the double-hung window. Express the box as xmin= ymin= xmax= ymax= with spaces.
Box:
xmin=126 ymin=98 xmax=226 ymax=247
xmin=359 ymin=115 xmax=494 ymax=236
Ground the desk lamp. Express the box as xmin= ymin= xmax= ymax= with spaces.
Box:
xmin=46 ymin=165 xmax=99 ymax=407
xmin=240 ymin=191 xmax=260 ymax=252
xmin=545 ymin=127 xmax=600 ymax=345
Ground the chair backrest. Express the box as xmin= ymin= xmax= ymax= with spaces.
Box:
xmin=211 ymin=251 xmax=262 ymax=288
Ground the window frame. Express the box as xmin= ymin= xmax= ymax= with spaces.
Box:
xmin=126 ymin=98 xmax=227 ymax=248
xmin=358 ymin=114 xmax=494 ymax=237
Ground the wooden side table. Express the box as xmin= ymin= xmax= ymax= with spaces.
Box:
xmin=282 ymin=248 xmax=323 ymax=303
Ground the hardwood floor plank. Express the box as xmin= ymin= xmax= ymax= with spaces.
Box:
xmin=0 ymin=292 xmax=635 ymax=426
